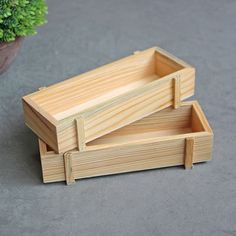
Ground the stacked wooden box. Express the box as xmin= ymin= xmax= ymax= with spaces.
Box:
xmin=22 ymin=47 xmax=213 ymax=185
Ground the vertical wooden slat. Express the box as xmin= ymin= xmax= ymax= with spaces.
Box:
xmin=75 ymin=117 xmax=86 ymax=151
xmin=173 ymin=75 xmax=181 ymax=109
xmin=64 ymin=152 xmax=75 ymax=185
xmin=185 ymin=137 xmax=194 ymax=169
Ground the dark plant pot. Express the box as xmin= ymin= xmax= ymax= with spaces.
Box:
xmin=0 ymin=37 xmax=24 ymax=75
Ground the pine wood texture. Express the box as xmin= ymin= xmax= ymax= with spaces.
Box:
xmin=63 ymin=152 xmax=75 ymax=185
xmin=23 ymin=47 xmax=195 ymax=153
xmin=185 ymin=137 xmax=194 ymax=169
xmin=39 ymin=101 xmax=213 ymax=184
xmin=173 ymin=75 xmax=181 ymax=109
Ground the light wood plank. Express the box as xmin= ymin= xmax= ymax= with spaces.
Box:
xmin=64 ymin=152 xmax=75 ymax=185
xmin=185 ymin=137 xmax=194 ymax=169
xmin=75 ymin=117 xmax=86 ymax=151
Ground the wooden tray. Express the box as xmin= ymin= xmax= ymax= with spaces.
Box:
xmin=23 ymin=47 xmax=195 ymax=153
xmin=39 ymin=101 xmax=213 ymax=185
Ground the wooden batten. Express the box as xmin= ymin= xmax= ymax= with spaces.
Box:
xmin=185 ymin=137 xmax=194 ymax=169
xmin=39 ymin=101 xmax=213 ymax=185
xmin=75 ymin=117 xmax=86 ymax=151
xmin=64 ymin=152 xmax=75 ymax=185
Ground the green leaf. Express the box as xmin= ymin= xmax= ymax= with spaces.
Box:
xmin=0 ymin=29 xmax=3 ymax=38
xmin=0 ymin=0 xmax=47 ymax=42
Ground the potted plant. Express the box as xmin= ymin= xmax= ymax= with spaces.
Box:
xmin=0 ymin=0 xmax=47 ymax=74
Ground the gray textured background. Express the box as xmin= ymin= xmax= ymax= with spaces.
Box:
xmin=0 ymin=0 xmax=236 ymax=235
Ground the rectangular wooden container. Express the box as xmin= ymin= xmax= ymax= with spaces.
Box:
xmin=23 ymin=47 xmax=195 ymax=153
xmin=39 ymin=101 xmax=213 ymax=185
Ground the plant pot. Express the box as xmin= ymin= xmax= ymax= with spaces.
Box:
xmin=0 ymin=37 xmax=24 ymax=75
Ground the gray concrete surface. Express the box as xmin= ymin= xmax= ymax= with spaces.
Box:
xmin=0 ymin=0 xmax=236 ymax=235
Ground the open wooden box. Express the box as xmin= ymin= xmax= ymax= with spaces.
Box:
xmin=39 ymin=101 xmax=213 ymax=184
xmin=23 ymin=47 xmax=195 ymax=153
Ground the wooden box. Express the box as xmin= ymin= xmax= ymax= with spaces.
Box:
xmin=39 ymin=101 xmax=213 ymax=185
xmin=23 ymin=47 xmax=195 ymax=153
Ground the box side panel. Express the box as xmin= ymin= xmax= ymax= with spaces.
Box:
xmin=86 ymin=104 xmax=192 ymax=147
xmin=192 ymin=101 xmax=213 ymax=133
xmin=57 ymin=121 xmax=77 ymax=153
xmin=193 ymin=134 xmax=213 ymax=163
xmin=40 ymin=133 xmax=212 ymax=183
xmin=85 ymin=68 xmax=195 ymax=143
xmin=23 ymin=100 xmax=59 ymax=152
xmin=106 ymin=102 xmax=192 ymax=133
xmin=73 ymin=135 xmax=210 ymax=179
xmin=180 ymin=67 xmax=195 ymax=99
xmin=155 ymin=46 xmax=194 ymax=68
xmin=73 ymin=139 xmax=186 ymax=179
xmin=155 ymin=52 xmax=184 ymax=77
xmin=56 ymin=79 xmax=172 ymax=152
xmin=28 ymin=48 xmax=156 ymax=118
xmin=55 ymin=67 xmax=195 ymax=153
xmin=85 ymin=81 xmax=173 ymax=141
xmin=40 ymin=153 xmax=65 ymax=183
